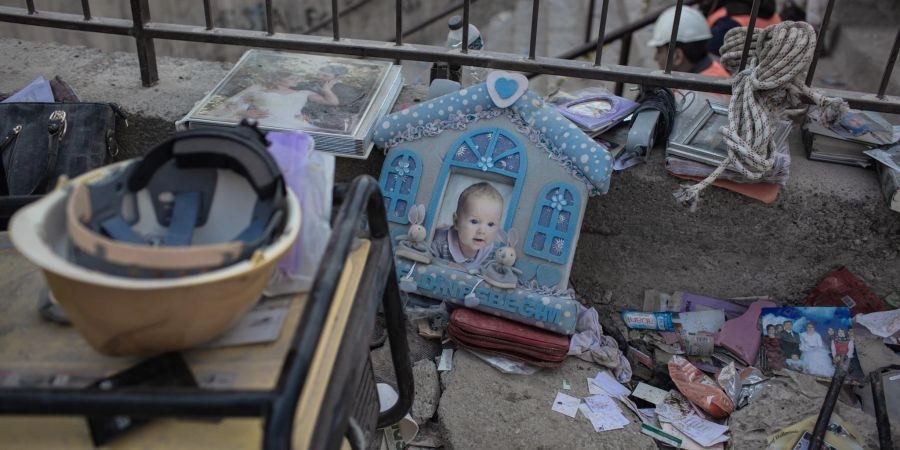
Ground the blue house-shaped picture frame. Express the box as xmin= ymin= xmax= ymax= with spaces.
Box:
xmin=373 ymin=72 xmax=613 ymax=334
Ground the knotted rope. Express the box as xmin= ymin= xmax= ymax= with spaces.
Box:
xmin=673 ymin=21 xmax=849 ymax=211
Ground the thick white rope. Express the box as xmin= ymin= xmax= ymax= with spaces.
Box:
xmin=673 ymin=21 xmax=849 ymax=211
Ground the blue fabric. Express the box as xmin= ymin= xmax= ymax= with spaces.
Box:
xmin=164 ymin=191 xmax=200 ymax=246
xmin=100 ymin=216 xmax=145 ymax=244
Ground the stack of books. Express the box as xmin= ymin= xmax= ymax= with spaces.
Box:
xmin=802 ymin=110 xmax=898 ymax=167
xmin=178 ymin=49 xmax=402 ymax=159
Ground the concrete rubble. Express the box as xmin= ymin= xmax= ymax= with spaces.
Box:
xmin=411 ymin=360 xmax=441 ymax=424
xmin=437 ymin=351 xmax=657 ymax=450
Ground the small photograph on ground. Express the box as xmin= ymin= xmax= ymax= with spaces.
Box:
xmin=760 ymin=306 xmax=860 ymax=379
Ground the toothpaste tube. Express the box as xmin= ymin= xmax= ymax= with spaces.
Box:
xmin=621 ymin=311 xmax=675 ymax=331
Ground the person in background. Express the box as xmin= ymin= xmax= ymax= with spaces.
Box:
xmin=648 ymin=6 xmax=730 ymax=78
xmin=706 ymin=0 xmax=782 ymax=57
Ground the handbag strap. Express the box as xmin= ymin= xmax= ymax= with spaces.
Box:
xmin=34 ymin=110 xmax=68 ymax=194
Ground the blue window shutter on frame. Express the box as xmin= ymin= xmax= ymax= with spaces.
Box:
xmin=424 ymin=128 xmax=527 ymax=235
xmin=525 ymin=183 xmax=580 ymax=264
xmin=379 ymin=150 xmax=422 ymax=224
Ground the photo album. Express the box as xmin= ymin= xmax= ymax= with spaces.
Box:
xmin=178 ymin=49 xmax=402 ymax=158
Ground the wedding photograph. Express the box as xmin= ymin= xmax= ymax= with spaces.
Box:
xmin=760 ymin=306 xmax=859 ymax=379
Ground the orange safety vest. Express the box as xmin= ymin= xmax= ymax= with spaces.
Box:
xmin=699 ymin=59 xmax=730 ymax=78
xmin=707 ymin=6 xmax=782 ymax=28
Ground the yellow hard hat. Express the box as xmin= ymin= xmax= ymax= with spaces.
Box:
xmin=9 ymin=124 xmax=301 ymax=356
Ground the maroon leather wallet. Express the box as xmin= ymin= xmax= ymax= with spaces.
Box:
xmin=448 ymin=308 xmax=570 ymax=368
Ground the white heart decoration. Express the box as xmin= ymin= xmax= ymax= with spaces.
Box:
xmin=487 ymin=71 xmax=528 ymax=108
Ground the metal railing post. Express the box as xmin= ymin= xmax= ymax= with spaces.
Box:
xmin=80 ymin=0 xmax=91 ymax=21
xmin=395 ymin=0 xmax=402 ymax=46
xmin=737 ymin=0 xmax=761 ymax=72
xmin=331 ymin=0 xmax=340 ymax=40
xmin=664 ymin=0 xmax=684 ymax=74
xmin=584 ymin=0 xmax=595 ymax=44
xmin=25 ymin=0 xmax=34 ymax=14
xmin=264 ymin=0 xmax=273 ymax=35
xmin=614 ymin=33 xmax=631 ymax=96
xmin=878 ymin=28 xmax=900 ymax=99
xmin=804 ymin=0 xmax=834 ymax=86
xmin=128 ymin=0 xmax=158 ymax=87
xmin=529 ymin=0 xmax=540 ymax=60
xmin=593 ymin=0 xmax=609 ymax=66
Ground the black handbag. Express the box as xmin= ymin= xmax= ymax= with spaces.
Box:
xmin=0 ymin=102 xmax=125 ymax=229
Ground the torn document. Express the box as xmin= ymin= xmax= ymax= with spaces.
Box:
xmin=551 ymin=392 xmax=580 ymax=418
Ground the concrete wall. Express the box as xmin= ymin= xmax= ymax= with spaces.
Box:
xmin=1 ymin=37 xmax=897 ymax=309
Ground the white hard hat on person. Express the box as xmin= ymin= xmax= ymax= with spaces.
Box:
xmin=647 ymin=6 xmax=713 ymax=47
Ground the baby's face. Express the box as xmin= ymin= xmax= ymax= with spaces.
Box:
xmin=455 ymin=195 xmax=502 ymax=256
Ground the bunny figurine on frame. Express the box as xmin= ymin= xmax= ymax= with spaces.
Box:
xmin=481 ymin=229 xmax=523 ymax=289
xmin=395 ymin=204 xmax=433 ymax=264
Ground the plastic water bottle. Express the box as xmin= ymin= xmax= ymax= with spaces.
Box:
xmin=444 ymin=15 xmax=485 ymax=86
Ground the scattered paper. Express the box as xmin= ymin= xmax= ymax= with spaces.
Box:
xmin=641 ymin=423 xmax=682 ymax=447
xmin=632 ymin=382 xmax=669 ymax=405
xmin=855 ymin=310 xmax=900 ymax=338
xmin=551 ymin=392 xmax=580 ymax=418
xmin=662 ymin=422 xmax=725 ymax=450
xmin=562 ymin=379 xmax=571 ymax=390
xmin=584 ymin=393 xmax=618 ymax=414
xmin=587 ymin=377 xmax=604 ymax=395
xmin=201 ymin=298 xmax=290 ymax=348
xmin=579 ymin=403 xmax=628 ymax=432
xmin=437 ymin=349 xmax=454 ymax=372
xmin=673 ymin=414 xmax=730 ymax=447
xmin=592 ymin=370 xmax=630 ymax=398
xmin=864 ymin=145 xmax=900 ymax=172
xmin=638 ymin=408 xmax=658 ymax=425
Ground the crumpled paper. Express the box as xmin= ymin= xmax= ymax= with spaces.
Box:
xmin=568 ymin=304 xmax=632 ymax=383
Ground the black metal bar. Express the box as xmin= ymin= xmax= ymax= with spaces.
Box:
xmin=529 ymin=0 xmax=540 ymax=60
xmin=80 ymin=0 xmax=91 ymax=21
xmin=593 ymin=0 xmax=609 ymax=66
xmin=462 ymin=0 xmax=470 ymax=54
xmin=202 ymin=0 xmax=214 ymax=30
xmin=870 ymin=370 xmax=892 ymax=450
xmin=129 ymin=0 xmax=158 ymax=87
xmin=0 ymin=389 xmax=274 ymax=417
xmin=585 ymin=0 xmax=595 ymax=44
xmin=809 ymin=365 xmax=847 ymax=450
xmin=331 ymin=0 xmax=340 ymax=40
xmin=804 ymin=0 xmax=834 ymax=86
xmin=308 ymin=238 xmax=395 ymax=449
xmin=615 ymin=33 xmax=631 ymax=96
xmin=264 ymin=176 xmax=388 ymax=450
xmin=878 ymin=27 xmax=900 ymax=98
xmin=395 ymin=0 xmax=402 ymax=46
xmin=25 ymin=0 xmax=34 ymax=14
xmin=664 ymin=0 xmax=684 ymax=74
xmin=376 ymin=257 xmax=413 ymax=427
xmin=738 ymin=0 xmax=761 ymax=72
xmin=1 ymin=4 xmax=899 ymax=113
xmin=0 ymin=7 xmax=132 ymax=34
xmin=264 ymin=0 xmax=273 ymax=35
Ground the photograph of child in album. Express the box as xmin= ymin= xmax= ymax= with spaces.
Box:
xmin=431 ymin=182 xmax=504 ymax=272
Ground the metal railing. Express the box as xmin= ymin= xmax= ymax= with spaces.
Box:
xmin=0 ymin=0 xmax=898 ymax=113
